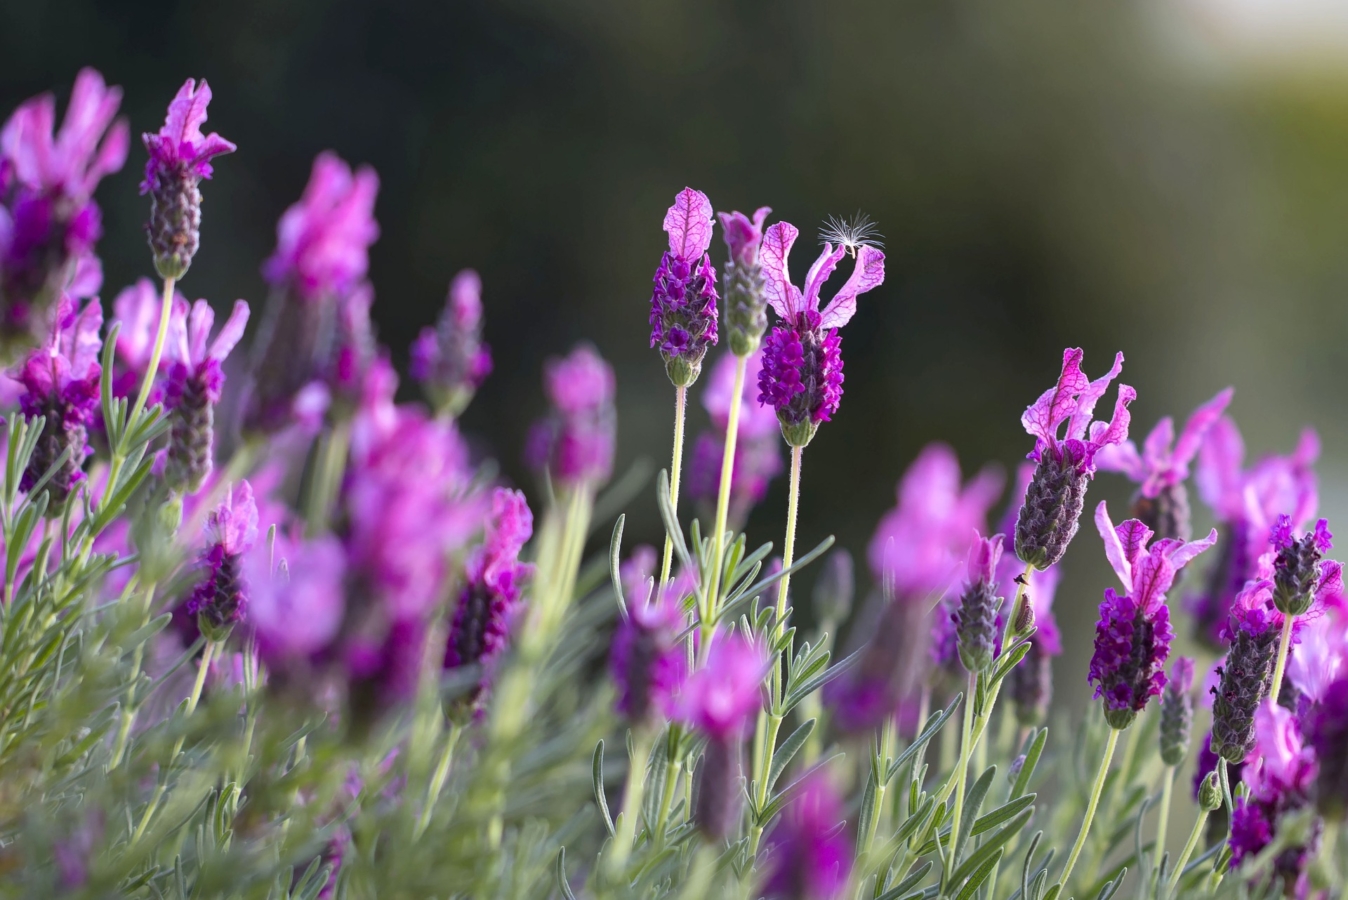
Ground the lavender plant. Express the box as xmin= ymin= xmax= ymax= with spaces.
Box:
xmin=0 ymin=68 xmax=1345 ymax=900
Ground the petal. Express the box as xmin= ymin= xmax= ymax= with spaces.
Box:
xmin=1195 ymin=415 xmax=1244 ymax=516
xmin=1095 ymin=501 xmax=1133 ymax=589
xmin=1131 ymin=550 xmax=1178 ymax=612
xmin=67 ymin=298 xmax=104 ymax=377
xmin=818 ymin=245 xmax=885 ymax=330
xmin=165 ymin=296 xmax=192 ymax=365
xmin=186 ymin=299 xmax=214 ymax=365
xmin=1117 ymin=518 xmax=1155 ymax=571
xmin=1087 ymin=384 xmax=1136 ymax=449
xmin=1066 ymin=351 xmax=1124 ymax=441
xmin=1168 ymin=528 xmax=1218 ymax=571
xmin=1094 ymin=440 xmax=1146 ymax=482
xmin=163 ymin=78 xmax=209 ymax=149
xmin=1021 ymin=348 xmax=1089 ymax=444
xmin=1171 ymin=387 xmax=1234 ymax=473
xmin=760 ymin=221 xmax=800 ymax=319
xmin=208 ymin=300 xmax=251 ymax=362
xmin=663 ymin=187 xmax=714 ymax=260
xmin=1141 ymin=417 xmax=1175 ymax=474
xmin=802 ymin=242 xmax=846 ymax=315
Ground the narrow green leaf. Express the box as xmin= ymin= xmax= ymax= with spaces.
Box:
xmin=1011 ymin=727 xmax=1048 ymax=800
xmin=888 ymin=695 xmax=962 ymax=781
xmin=655 ymin=470 xmax=692 ymax=570
xmin=767 ymin=718 xmax=815 ymax=793
xmin=953 ymin=847 xmax=1003 ymax=900
xmin=876 ymin=861 xmax=933 ymax=900
xmin=950 ymin=808 xmax=1033 ymax=886
xmin=610 ymin=515 xmax=628 ymax=619
xmin=593 ymin=740 xmax=615 ymax=837
xmin=555 ymin=847 xmax=578 ymax=900
xmin=952 ymin=766 xmax=997 ymax=865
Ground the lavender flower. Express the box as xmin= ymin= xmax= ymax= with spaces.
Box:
xmin=719 ymin=206 xmax=771 ymax=356
xmin=1097 ymin=387 xmax=1232 ymax=541
xmin=685 ymin=350 xmax=784 ymax=525
xmin=186 ymin=482 xmax=259 ymax=641
xmin=1089 ymin=501 xmax=1216 ymax=729
xmin=608 ymin=589 xmax=686 ymax=726
xmin=248 ymin=532 xmax=347 ymax=668
xmin=1015 ymin=349 xmax=1134 ymax=570
xmin=0 ymin=68 xmax=127 ymax=338
xmin=163 ymin=297 xmax=250 ymax=493
xmin=1212 ymin=578 xmax=1287 ymax=763
xmin=1190 ymin=419 xmax=1320 ymax=647
xmin=445 ymin=488 xmax=533 ymax=702
xmin=650 ymin=187 xmax=718 ymax=386
xmin=140 ymin=79 xmax=236 ymax=280
xmin=525 ymin=344 xmax=617 ymax=488
xmin=1160 ymin=656 xmax=1196 ymax=765
xmin=1286 ymin=606 xmax=1348 ymax=707
xmin=756 ymin=221 xmax=885 ymax=447
xmin=13 ymin=296 xmax=102 ymax=514
xmin=1270 ymin=516 xmax=1340 ymax=617
xmin=762 ymin=774 xmax=852 ymax=900
xmin=955 ymin=533 xmax=1003 ymax=673
xmin=1308 ymin=676 xmax=1348 ymax=819
xmin=411 ymin=269 xmax=492 ymax=417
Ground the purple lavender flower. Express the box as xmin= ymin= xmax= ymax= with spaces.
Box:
xmin=1089 ymin=501 xmax=1216 ymax=729
xmin=1015 ymin=348 xmax=1135 ymax=570
xmin=608 ymin=588 xmax=686 ymax=726
xmin=762 ymin=773 xmax=853 ymax=900
xmin=955 ymin=533 xmax=1004 ymax=673
xmin=719 ymin=206 xmax=771 ymax=356
xmin=186 ymin=482 xmax=259 ymax=640
xmin=1287 ymin=606 xmax=1348 ymax=707
xmin=445 ymin=488 xmax=533 ymax=702
xmin=1270 ymin=515 xmax=1341 ymax=617
xmin=1190 ymin=418 xmax=1320 ymax=648
xmin=525 ymin=344 xmax=617 ymax=488
xmin=1160 ymin=656 xmax=1196 ymax=765
xmin=411 ymin=269 xmax=493 ymax=418
xmin=650 ymin=187 xmax=718 ymax=387
xmin=248 ymin=531 xmax=347 ymax=667
xmin=1308 ymin=676 xmax=1348 ymax=819
xmin=1097 ymin=387 xmax=1232 ymax=541
xmin=140 ymin=79 xmax=235 ymax=280
xmin=685 ymin=350 xmax=784 ymax=525
xmin=13 ymin=296 xmax=102 ymax=514
xmin=0 ymin=69 xmax=128 ymax=338
xmin=163 ymin=297 xmax=249 ymax=493
xmin=1212 ymin=577 xmax=1289 ymax=763
xmin=756 ymin=221 xmax=885 ymax=447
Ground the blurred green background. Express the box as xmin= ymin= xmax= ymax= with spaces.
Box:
xmin=4 ymin=0 xmax=1348 ymax=708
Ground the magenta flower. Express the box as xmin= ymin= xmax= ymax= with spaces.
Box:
xmin=0 ymin=68 xmax=128 ymax=335
xmin=186 ymin=481 xmax=259 ymax=640
xmin=954 ymin=533 xmax=1003 ymax=673
xmin=1270 ymin=515 xmax=1341 ymax=617
xmin=1308 ymin=676 xmax=1348 ymax=819
xmin=1190 ymin=418 xmax=1320 ymax=647
xmin=650 ymin=187 xmax=718 ymax=387
xmin=1015 ymin=348 xmax=1134 ymax=570
xmin=762 ymin=773 xmax=853 ymax=900
xmin=1287 ymin=606 xmax=1348 ymax=705
xmin=13 ymin=295 xmax=102 ymax=512
xmin=1212 ymin=576 xmax=1288 ymax=763
xmin=163 ymin=297 xmax=250 ymax=493
xmin=1089 ymin=501 xmax=1216 ymax=728
xmin=608 ymin=588 xmax=687 ymax=725
xmin=248 ymin=531 xmax=347 ymax=665
xmin=756 ymin=221 xmax=885 ymax=447
xmin=525 ymin=344 xmax=617 ymax=488
xmin=141 ymin=78 xmax=236 ymax=280
xmin=445 ymin=488 xmax=534 ymax=701
xmin=411 ymin=269 xmax=493 ymax=417
xmin=1096 ymin=387 xmax=1232 ymax=541
xmin=719 ymin=205 xmax=772 ymax=356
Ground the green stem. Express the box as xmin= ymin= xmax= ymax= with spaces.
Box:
xmin=703 ymin=354 xmax=746 ymax=626
xmin=654 ymin=756 xmax=681 ymax=844
xmin=658 ymin=386 xmax=687 ymax=590
xmin=1154 ymin=765 xmax=1175 ymax=875
xmin=415 ymin=723 xmax=462 ymax=840
xmin=1048 ymin=726 xmax=1120 ymax=900
xmin=1166 ymin=807 xmax=1209 ymax=898
xmin=946 ymin=671 xmax=977 ymax=883
xmin=774 ymin=445 xmax=802 ymax=634
xmin=859 ymin=721 xmax=895 ymax=862
xmin=1269 ymin=611 xmax=1295 ymax=707
xmin=608 ymin=729 xmax=652 ymax=877
xmin=304 ymin=419 xmax=351 ymax=535
xmin=130 ymin=276 xmax=176 ymax=427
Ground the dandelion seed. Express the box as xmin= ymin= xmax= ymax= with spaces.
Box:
xmin=818 ymin=211 xmax=884 ymax=256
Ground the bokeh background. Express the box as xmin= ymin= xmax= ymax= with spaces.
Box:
xmin=4 ymin=0 xmax=1348 ymax=710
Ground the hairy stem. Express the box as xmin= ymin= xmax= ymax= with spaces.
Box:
xmin=659 ymin=386 xmax=687 ymax=589
xmin=1269 ymin=612 xmax=1296 ymax=707
xmin=1048 ymin=726 xmax=1120 ymax=900
xmin=703 ymin=354 xmax=745 ymax=626
xmin=946 ymin=670 xmax=978 ymax=884
xmin=1166 ymin=807 xmax=1210 ymax=899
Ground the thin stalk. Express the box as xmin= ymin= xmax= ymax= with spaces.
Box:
xmin=946 ymin=671 xmax=977 ymax=883
xmin=304 ymin=419 xmax=351 ymax=535
xmin=1269 ymin=612 xmax=1296 ymax=707
xmin=1154 ymin=765 xmax=1176 ymax=874
xmin=859 ymin=720 xmax=895 ymax=861
xmin=774 ymin=445 xmax=803 ymax=633
xmin=654 ymin=757 xmax=681 ymax=844
xmin=415 ymin=723 xmax=462 ymax=840
xmin=1166 ymin=807 xmax=1210 ymax=899
xmin=130 ymin=276 xmax=176 ymax=427
xmin=608 ymin=729 xmax=652 ymax=877
xmin=109 ymin=576 xmax=154 ymax=770
xmin=659 ymin=386 xmax=687 ymax=589
xmin=704 ymin=354 xmax=746 ymax=624
xmin=1047 ymin=726 xmax=1120 ymax=900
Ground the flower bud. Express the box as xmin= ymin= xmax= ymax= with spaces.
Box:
xmin=1198 ymin=771 xmax=1223 ymax=812
xmin=694 ymin=736 xmax=743 ymax=842
xmin=956 ymin=535 xmax=1003 ymax=674
xmin=1007 ymin=754 xmax=1026 ymax=786
xmin=1271 ymin=516 xmax=1333 ymax=617
xmin=812 ymin=549 xmax=854 ymax=625
xmin=1159 ymin=657 xmax=1195 ymax=766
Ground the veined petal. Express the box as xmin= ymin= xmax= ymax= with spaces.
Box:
xmin=663 ymin=187 xmax=714 ymax=261
xmin=1066 ymin=351 xmax=1124 ymax=441
xmin=818 ymin=245 xmax=884 ymax=330
xmin=1172 ymin=387 xmax=1234 ymax=474
xmin=1096 ymin=501 xmax=1134 ymax=590
xmin=1021 ymin=348 xmax=1089 ymax=444
xmin=208 ymin=300 xmax=250 ymax=362
xmin=760 ymin=221 xmax=800 ymax=319
xmin=1168 ymin=528 xmax=1218 ymax=571
xmin=1087 ymin=384 xmax=1136 ymax=449
xmin=801 ymin=243 xmax=846 ymax=315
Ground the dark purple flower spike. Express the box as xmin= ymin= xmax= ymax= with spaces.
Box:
xmin=650 ymin=187 xmax=719 ymax=387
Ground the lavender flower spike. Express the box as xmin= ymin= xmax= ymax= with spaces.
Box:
xmin=719 ymin=206 xmax=771 ymax=356
xmin=756 ymin=221 xmax=885 ymax=447
xmin=1096 ymin=387 xmax=1232 ymax=541
xmin=141 ymin=79 xmax=236 ymax=280
xmin=1015 ymin=348 xmax=1135 ymax=570
xmin=762 ymin=773 xmax=853 ymax=900
xmin=1270 ymin=515 xmax=1340 ymax=617
xmin=524 ymin=344 xmax=617 ymax=488
xmin=186 ymin=481 xmax=259 ymax=641
xmin=1089 ymin=501 xmax=1216 ymax=729
xmin=650 ymin=187 xmax=719 ymax=387
xmin=411 ymin=269 xmax=492 ymax=417
xmin=164 ymin=297 xmax=250 ymax=493
xmin=1159 ymin=656 xmax=1196 ymax=765
xmin=955 ymin=533 xmax=1004 ymax=673
xmin=1211 ymin=578 xmax=1286 ymax=763
xmin=608 ymin=588 xmax=686 ymax=726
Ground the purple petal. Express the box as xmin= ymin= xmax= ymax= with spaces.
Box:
xmin=818 ymin=245 xmax=885 ymax=330
xmin=1094 ymin=441 xmax=1146 ymax=482
xmin=1021 ymin=348 xmax=1090 ymax=445
xmin=163 ymin=79 xmax=210 ymax=151
xmin=1168 ymin=528 xmax=1218 ymax=571
xmin=1141 ymin=417 xmax=1175 ymax=475
xmin=801 ymin=242 xmax=846 ymax=315
xmin=1087 ymin=384 xmax=1136 ymax=449
xmin=760 ymin=221 xmax=800 ymax=319
xmin=1066 ymin=351 xmax=1125 ymax=441
xmin=208 ymin=300 xmax=250 ymax=362
xmin=1171 ymin=387 xmax=1234 ymax=474
xmin=1131 ymin=551 xmax=1178 ymax=612
xmin=663 ymin=187 xmax=714 ymax=261
xmin=1095 ymin=501 xmax=1134 ymax=589
xmin=1196 ymin=415 xmax=1245 ymax=516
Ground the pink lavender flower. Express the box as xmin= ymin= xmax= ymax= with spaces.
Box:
xmin=1096 ymin=387 xmax=1232 ymax=541
xmin=1160 ymin=656 xmax=1196 ymax=765
xmin=411 ymin=269 xmax=493 ymax=418
xmin=13 ymin=295 xmax=102 ymax=513
xmin=756 ymin=221 xmax=885 ymax=447
xmin=650 ymin=188 xmax=718 ymax=387
xmin=1212 ymin=576 xmax=1288 ymax=763
xmin=525 ymin=344 xmax=617 ymax=488
xmin=608 ymin=588 xmax=687 ymax=726
xmin=141 ymin=79 xmax=235 ymax=280
xmin=686 ymin=350 xmax=784 ymax=525
xmin=186 ymin=482 xmax=259 ymax=640
xmin=1089 ymin=501 xmax=1216 ymax=729
xmin=163 ymin=297 xmax=250 ymax=493
xmin=248 ymin=531 xmax=347 ymax=666
xmin=1270 ymin=516 xmax=1341 ymax=617
xmin=1190 ymin=418 xmax=1320 ymax=648
xmin=954 ymin=533 xmax=1003 ymax=673
xmin=1287 ymin=606 xmax=1348 ymax=706
xmin=445 ymin=488 xmax=534 ymax=703
xmin=0 ymin=68 xmax=127 ymax=336
xmin=719 ymin=205 xmax=771 ymax=356
xmin=762 ymin=774 xmax=852 ymax=900
xmin=1015 ymin=349 xmax=1134 ymax=570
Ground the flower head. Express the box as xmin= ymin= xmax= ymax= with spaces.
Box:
xmin=186 ymin=481 xmax=260 ymax=640
xmin=719 ymin=205 xmax=772 ymax=355
xmin=762 ymin=774 xmax=853 ymax=900
xmin=955 ymin=533 xmax=1004 ymax=673
xmin=650 ymin=188 xmax=719 ymax=386
xmin=411 ymin=269 xmax=492 ymax=417
xmin=1160 ymin=656 xmax=1196 ymax=765
xmin=673 ymin=633 xmax=768 ymax=740
xmin=1211 ymin=576 xmax=1288 ymax=763
xmin=756 ymin=221 xmax=884 ymax=446
xmin=609 ymin=589 xmax=687 ymax=725
xmin=719 ymin=206 xmax=771 ymax=268
xmin=1271 ymin=516 xmax=1341 ymax=617
xmin=525 ymin=344 xmax=617 ymax=487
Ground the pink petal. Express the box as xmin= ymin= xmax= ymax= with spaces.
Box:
xmin=1196 ymin=416 xmax=1245 ymax=516
xmin=1087 ymin=384 xmax=1136 ymax=449
xmin=164 ymin=297 xmax=192 ymax=365
xmin=1066 ymin=351 xmax=1124 ymax=441
xmin=760 ymin=221 xmax=801 ymax=319
xmin=801 ymin=243 xmax=846 ymax=315
xmin=186 ymin=300 xmax=214 ymax=365
xmin=163 ymin=79 xmax=209 ymax=148
xmin=1168 ymin=528 xmax=1218 ymax=571
xmin=1131 ymin=551 xmax=1177 ymax=612
xmin=1141 ymin=417 xmax=1175 ymax=474
xmin=1117 ymin=518 xmax=1155 ymax=571
xmin=67 ymin=298 xmax=104 ymax=377
xmin=818 ymin=245 xmax=885 ymax=330
xmin=1172 ymin=387 xmax=1234 ymax=473
xmin=1095 ymin=501 xmax=1134 ymax=589
xmin=208 ymin=300 xmax=250 ymax=362
xmin=1093 ymin=441 xmax=1146 ymax=482
xmin=1021 ymin=348 xmax=1090 ymax=444
xmin=663 ymin=187 xmax=714 ymax=260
